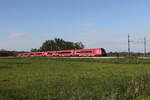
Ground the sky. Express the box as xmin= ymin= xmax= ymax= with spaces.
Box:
xmin=0 ymin=0 xmax=150 ymax=52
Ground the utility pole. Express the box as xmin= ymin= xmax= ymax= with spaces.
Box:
xmin=128 ymin=34 xmax=131 ymax=56
xmin=144 ymin=37 xmax=146 ymax=57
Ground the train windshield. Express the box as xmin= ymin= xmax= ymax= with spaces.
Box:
xmin=101 ymin=48 xmax=106 ymax=55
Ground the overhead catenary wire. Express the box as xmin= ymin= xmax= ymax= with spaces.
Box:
xmin=128 ymin=34 xmax=148 ymax=57
xmin=144 ymin=37 xmax=146 ymax=56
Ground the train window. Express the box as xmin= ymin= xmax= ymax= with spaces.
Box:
xmin=30 ymin=53 xmax=34 ymax=55
xmin=58 ymin=52 xmax=71 ymax=54
xmin=76 ymin=51 xmax=92 ymax=53
xmin=48 ymin=53 xmax=53 ymax=55
xmin=36 ymin=53 xmax=42 ymax=55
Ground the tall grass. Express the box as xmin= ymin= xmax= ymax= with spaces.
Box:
xmin=0 ymin=58 xmax=150 ymax=100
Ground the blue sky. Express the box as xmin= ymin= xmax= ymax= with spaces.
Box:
xmin=0 ymin=0 xmax=150 ymax=52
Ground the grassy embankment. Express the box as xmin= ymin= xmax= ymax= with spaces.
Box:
xmin=0 ymin=57 xmax=150 ymax=100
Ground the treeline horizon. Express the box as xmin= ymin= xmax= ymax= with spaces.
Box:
xmin=0 ymin=37 xmax=150 ymax=57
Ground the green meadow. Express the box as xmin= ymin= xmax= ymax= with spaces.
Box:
xmin=0 ymin=57 xmax=150 ymax=100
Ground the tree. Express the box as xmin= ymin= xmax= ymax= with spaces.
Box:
xmin=31 ymin=48 xmax=39 ymax=52
xmin=74 ymin=42 xmax=84 ymax=49
xmin=39 ymin=38 xmax=84 ymax=51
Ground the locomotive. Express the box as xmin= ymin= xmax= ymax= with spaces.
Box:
xmin=17 ymin=48 xmax=106 ymax=57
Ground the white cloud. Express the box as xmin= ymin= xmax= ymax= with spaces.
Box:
xmin=78 ymin=24 xmax=94 ymax=27
xmin=66 ymin=23 xmax=94 ymax=27
xmin=0 ymin=32 xmax=35 ymax=51
xmin=7 ymin=32 xmax=31 ymax=40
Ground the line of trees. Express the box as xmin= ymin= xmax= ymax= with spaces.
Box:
xmin=31 ymin=38 xmax=84 ymax=52
xmin=107 ymin=52 xmax=150 ymax=57
xmin=0 ymin=50 xmax=17 ymax=57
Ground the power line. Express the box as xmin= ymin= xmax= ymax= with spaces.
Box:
xmin=128 ymin=35 xmax=147 ymax=56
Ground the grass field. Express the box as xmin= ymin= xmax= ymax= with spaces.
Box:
xmin=0 ymin=57 xmax=150 ymax=100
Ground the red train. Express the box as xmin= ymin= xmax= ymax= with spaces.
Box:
xmin=17 ymin=48 xmax=106 ymax=57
